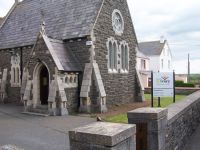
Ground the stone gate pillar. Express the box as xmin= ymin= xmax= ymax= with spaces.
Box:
xmin=128 ymin=108 xmax=168 ymax=150
xmin=69 ymin=122 xmax=136 ymax=150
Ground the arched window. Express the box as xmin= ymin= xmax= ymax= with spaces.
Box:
xmin=74 ymin=76 xmax=77 ymax=83
xmin=121 ymin=45 xmax=125 ymax=70
xmin=113 ymin=42 xmax=117 ymax=70
xmin=70 ymin=76 xmax=73 ymax=83
xmin=109 ymin=41 xmax=113 ymax=69
xmin=107 ymin=37 xmax=118 ymax=73
xmin=65 ymin=76 xmax=69 ymax=83
xmin=120 ymin=41 xmax=129 ymax=72
xmin=10 ymin=54 xmax=21 ymax=87
xmin=16 ymin=68 xmax=20 ymax=84
xmin=13 ymin=68 xmax=16 ymax=83
xmin=125 ymin=45 xmax=129 ymax=70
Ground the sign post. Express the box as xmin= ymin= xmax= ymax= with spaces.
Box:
xmin=151 ymin=71 xmax=154 ymax=108
xmin=151 ymin=72 xmax=175 ymax=106
xmin=173 ymin=71 xmax=176 ymax=103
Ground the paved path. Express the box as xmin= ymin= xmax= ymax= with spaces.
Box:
xmin=184 ymin=125 xmax=200 ymax=150
xmin=0 ymin=104 xmax=95 ymax=150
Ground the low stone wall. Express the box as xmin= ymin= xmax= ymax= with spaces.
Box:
xmin=145 ymin=87 xmax=200 ymax=95
xmin=128 ymin=90 xmax=200 ymax=150
xmin=165 ymin=91 xmax=200 ymax=150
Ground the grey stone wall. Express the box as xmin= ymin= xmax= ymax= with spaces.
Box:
xmin=128 ymin=91 xmax=200 ymax=150
xmin=93 ymin=0 xmax=139 ymax=107
xmin=165 ymin=91 xmax=200 ymax=150
xmin=65 ymin=88 xmax=79 ymax=113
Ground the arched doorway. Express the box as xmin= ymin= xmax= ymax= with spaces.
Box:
xmin=39 ymin=65 xmax=49 ymax=105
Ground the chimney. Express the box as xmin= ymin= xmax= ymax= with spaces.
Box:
xmin=160 ymin=36 xmax=165 ymax=44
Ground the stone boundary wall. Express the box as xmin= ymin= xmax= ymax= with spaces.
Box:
xmin=145 ymin=87 xmax=200 ymax=95
xmin=127 ymin=90 xmax=200 ymax=150
xmin=165 ymin=91 xmax=200 ymax=150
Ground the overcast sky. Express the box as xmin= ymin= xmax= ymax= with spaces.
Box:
xmin=0 ymin=0 xmax=200 ymax=74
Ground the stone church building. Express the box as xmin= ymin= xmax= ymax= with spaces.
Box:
xmin=0 ymin=0 xmax=142 ymax=115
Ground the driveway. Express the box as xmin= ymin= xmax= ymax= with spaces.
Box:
xmin=0 ymin=104 xmax=95 ymax=150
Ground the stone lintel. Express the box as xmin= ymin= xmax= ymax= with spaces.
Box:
xmin=128 ymin=108 xmax=168 ymax=121
xmin=69 ymin=122 xmax=135 ymax=147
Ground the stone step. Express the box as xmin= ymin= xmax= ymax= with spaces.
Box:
xmin=22 ymin=112 xmax=49 ymax=117
xmin=29 ymin=108 xmax=49 ymax=114
xmin=36 ymin=105 xmax=48 ymax=110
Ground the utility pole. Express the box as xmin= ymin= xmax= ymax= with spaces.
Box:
xmin=188 ymin=53 xmax=190 ymax=83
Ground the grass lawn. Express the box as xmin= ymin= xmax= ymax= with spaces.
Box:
xmin=104 ymin=94 xmax=187 ymax=124
xmin=145 ymin=94 xmax=187 ymax=108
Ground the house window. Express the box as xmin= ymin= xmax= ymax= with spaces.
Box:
xmin=107 ymin=37 xmax=118 ymax=73
xmin=168 ymin=60 xmax=170 ymax=69
xmin=161 ymin=59 xmax=164 ymax=69
xmin=120 ymin=40 xmax=129 ymax=73
xmin=10 ymin=54 xmax=21 ymax=87
xmin=141 ymin=59 xmax=146 ymax=70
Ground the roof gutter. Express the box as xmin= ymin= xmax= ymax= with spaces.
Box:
xmin=0 ymin=0 xmax=19 ymax=29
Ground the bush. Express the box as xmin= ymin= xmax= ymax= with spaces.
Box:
xmin=175 ymin=80 xmax=195 ymax=87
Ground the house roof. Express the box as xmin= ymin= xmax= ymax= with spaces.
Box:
xmin=42 ymin=34 xmax=81 ymax=72
xmin=0 ymin=17 xmax=3 ymax=25
xmin=0 ymin=0 xmax=103 ymax=50
xmin=138 ymin=41 xmax=165 ymax=56
xmin=136 ymin=48 xmax=149 ymax=59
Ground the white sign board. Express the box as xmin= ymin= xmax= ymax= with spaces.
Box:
xmin=153 ymin=72 xmax=174 ymax=97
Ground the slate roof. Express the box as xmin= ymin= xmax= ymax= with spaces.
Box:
xmin=136 ymin=47 xmax=149 ymax=59
xmin=138 ymin=41 xmax=166 ymax=56
xmin=0 ymin=17 xmax=3 ymax=25
xmin=0 ymin=0 xmax=103 ymax=49
xmin=43 ymin=34 xmax=81 ymax=72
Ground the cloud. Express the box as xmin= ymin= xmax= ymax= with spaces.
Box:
xmin=0 ymin=0 xmax=14 ymax=17
xmin=173 ymin=59 xmax=200 ymax=74
xmin=127 ymin=0 xmax=200 ymax=73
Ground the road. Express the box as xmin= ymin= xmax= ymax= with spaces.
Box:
xmin=0 ymin=104 xmax=95 ymax=150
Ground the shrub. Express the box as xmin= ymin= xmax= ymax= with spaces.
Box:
xmin=175 ymin=80 xmax=195 ymax=87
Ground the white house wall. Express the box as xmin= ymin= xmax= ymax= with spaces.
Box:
xmin=159 ymin=43 xmax=172 ymax=72
xmin=149 ymin=56 xmax=160 ymax=72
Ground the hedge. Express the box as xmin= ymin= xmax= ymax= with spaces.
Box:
xmin=175 ymin=80 xmax=195 ymax=87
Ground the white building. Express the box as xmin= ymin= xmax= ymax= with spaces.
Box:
xmin=137 ymin=38 xmax=173 ymax=87
xmin=139 ymin=39 xmax=172 ymax=72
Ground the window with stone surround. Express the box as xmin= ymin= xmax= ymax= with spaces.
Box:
xmin=107 ymin=38 xmax=129 ymax=73
xmin=112 ymin=9 xmax=124 ymax=36
xmin=107 ymin=37 xmax=118 ymax=73
xmin=10 ymin=54 xmax=21 ymax=87
xmin=120 ymin=41 xmax=129 ymax=73
xmin=62 ymin=73 xmax=78 ymax=88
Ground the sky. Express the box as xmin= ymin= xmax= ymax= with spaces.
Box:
xmin=0 ymin=0 xmax=200 ymax=74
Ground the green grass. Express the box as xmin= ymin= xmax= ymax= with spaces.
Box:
xmin=104 ymin=94 xmax=187 ymax=124
xmin=105 ymin=113 xmax=128 ymax=124
xmin=145 ymin=94 xmax=186 ymax=108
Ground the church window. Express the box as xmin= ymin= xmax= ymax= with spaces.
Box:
xmin=10 ymin=54 xmax=21 ymax=87
xmin=106 ymin=37 xmax=118 ymax=73
xmin=112 ymin=9 xmax=124 ymax=36
xmin=119 ymin=41 xmax=129 ymax=73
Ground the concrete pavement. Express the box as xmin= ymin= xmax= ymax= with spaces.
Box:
xmin=0 ymin=104 xmax=95 ymax=150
